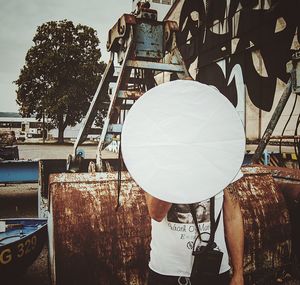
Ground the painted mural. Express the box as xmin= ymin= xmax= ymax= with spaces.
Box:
xmin=176 ymin=0 xmax=300 ymax=112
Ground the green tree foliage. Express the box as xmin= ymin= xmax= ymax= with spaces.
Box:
xmin=15 ymin=20 xmax=107 ymax=143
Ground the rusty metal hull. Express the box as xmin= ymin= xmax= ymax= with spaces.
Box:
xmin=234 ymin=166 xmax=292 ymax=283
xmin=48 ymin=166 xmax=294 ymax=284
xmin=48 ymin=172 xmax=150 ymax=285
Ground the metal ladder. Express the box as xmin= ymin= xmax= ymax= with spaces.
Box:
xmin=71 ymin=7 xmax=190 ymax=171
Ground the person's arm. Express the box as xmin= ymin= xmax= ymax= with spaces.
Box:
xmin=144 ymin=192 xmax=172 ymax=222
xmin=223 ymin=188 xmax=244 ymax=285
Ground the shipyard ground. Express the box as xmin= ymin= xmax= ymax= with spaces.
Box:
xmin=0 ymin=144 xmax=300 ymax=284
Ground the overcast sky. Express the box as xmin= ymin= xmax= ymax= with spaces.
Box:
xmin=0 ymin=0 xmax=132 ymax=112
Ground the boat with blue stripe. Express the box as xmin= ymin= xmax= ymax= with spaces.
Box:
xmin=0 ymin=218 xmax=47 ymax=277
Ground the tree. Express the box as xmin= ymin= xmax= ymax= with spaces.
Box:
xmin=15 ymin=20 xmax=107 ymax=143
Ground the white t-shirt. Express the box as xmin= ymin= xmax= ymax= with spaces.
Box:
xmin=149 ymin=191 xmax=230 ymax=277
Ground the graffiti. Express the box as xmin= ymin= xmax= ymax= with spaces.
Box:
xmin=177 ymin=0 xmax=300 ymax=111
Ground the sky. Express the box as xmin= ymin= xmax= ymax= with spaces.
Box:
xmin=0 ymin=0 xmax=132 ymax=112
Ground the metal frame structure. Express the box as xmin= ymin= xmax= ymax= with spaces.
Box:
xmin=71 ymin=6 xmax=190 ymax=171
xmin=252 ymin=50 xmax=300 ymax=164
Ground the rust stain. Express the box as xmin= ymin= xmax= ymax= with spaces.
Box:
xmin=231 ymin=166 xmax=291 ymax=277
xmin=49 ymin=173 xmax=150 ymax=285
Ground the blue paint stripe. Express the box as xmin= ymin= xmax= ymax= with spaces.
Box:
xmin=0 ymin=161 xmax=39 ymax=183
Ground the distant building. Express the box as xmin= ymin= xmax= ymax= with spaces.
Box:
xmin=0 ymin=112 xmax=83 ymax=141
xmin=0 ymin=113 xmax=43 ymax=141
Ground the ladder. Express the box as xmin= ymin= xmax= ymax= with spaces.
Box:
xmin=71 ymin=6 xmax=190 ymax=171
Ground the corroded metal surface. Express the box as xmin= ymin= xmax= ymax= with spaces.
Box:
xmin=269 ymin=166 xmax=300 ymax=270
xmin=48 ymin=166 xmax=293 ymax=284
xmin=269 ymin=165 xmax=300 ymax=180
xmin=235 ymin=166 xmax=291 ymax=281
xmin=48 ymin=172 xmax=150 ymax=285
xmin=271 ymin=166 xmax=300 ymax=202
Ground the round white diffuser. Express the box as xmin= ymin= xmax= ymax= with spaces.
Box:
xmin=121 ymin=80 xmax=245 ymax=203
